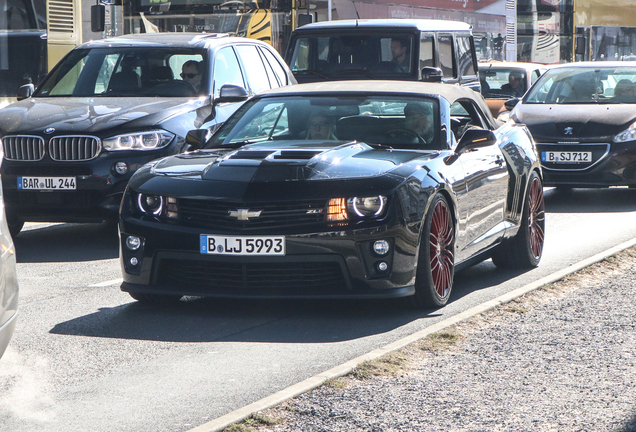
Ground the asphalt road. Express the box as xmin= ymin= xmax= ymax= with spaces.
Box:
xmin=2 ymin=187 xmax=636 ymax=432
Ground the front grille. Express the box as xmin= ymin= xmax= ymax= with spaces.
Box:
xmin=157 ymin=259 xmax=349 ymax=293
xmin=177 ymin=199 xmax=328 ymax=231
xmin=5 ymin=190 xmax=101 ymax=206
xmin=49 ymin=136 xmax=101 ymax=161
xmin=3 ymin=136 xmax=45 ymax=161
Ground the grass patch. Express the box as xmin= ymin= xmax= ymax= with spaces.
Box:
xmin=323 ymin=377 xmax=347 ymax=389
xmin=416 ymin=328 xmax=463 ymax=352
xmin=350 ymin=351 xmax=408 ymax=380
xmin=223 ymin=413 xmax=280 ymax=432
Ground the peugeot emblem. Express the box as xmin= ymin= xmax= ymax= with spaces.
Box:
xmin=44 ymin=127 xmax=55 ymax=134
xmin=564 ymin=127 xmax=573 ymax=135
xmin=228 ymin=209 xmax=262 ymax=221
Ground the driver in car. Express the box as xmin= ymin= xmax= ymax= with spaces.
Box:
xmin=181 ymin=60 xmax=202 ymax=91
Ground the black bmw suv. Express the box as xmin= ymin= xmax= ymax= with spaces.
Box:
xmin=0 ymin=32 xmax=295 ymax=235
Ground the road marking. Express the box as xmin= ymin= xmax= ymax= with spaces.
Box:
xmin=88 ymin=278 xmax=123 ymax=287
xmin=186 ymin=236 xmax=636 ymax=432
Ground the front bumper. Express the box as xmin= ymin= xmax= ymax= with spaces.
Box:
xmin=1 ymin=151 xmax=174 ymax=223
xmin=119 ymin=215 xmax=420 ymax=300
xmin=537 ymin=141 xmax=636 ymax=187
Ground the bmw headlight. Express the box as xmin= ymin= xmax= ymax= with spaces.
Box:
xmin=103 ymin=130 xmax=175 ymax=151
xmin=614 ymin=122 xmax=636 ymax=143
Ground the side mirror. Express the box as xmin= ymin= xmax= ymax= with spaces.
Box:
xmin=456 ymin=129 xmax=497 ymax=154
xmin=17 ymin=84 xmax=34 ymax=100
xmin=215 ymin=84 xmax=249 ymax=104
xmin=504 ymin=97 xmax=521 ymax=111
xmin=185 ymin=129 xmax=211 ymax=151
xmin=421 ymin=67 xmax=443 ymax=83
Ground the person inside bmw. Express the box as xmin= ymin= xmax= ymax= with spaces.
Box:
xmin=181 ymin=60 xmax=202 ymax=90
xmin=501 ymin=70 xmax=526 ymax=97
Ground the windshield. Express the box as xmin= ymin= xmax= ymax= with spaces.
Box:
xmin=289 ymin=34 xmax=417 ymax=77
xmin=208 ymin=95 xmax=440 ymax=150
xmin=35 ymin=47 xmax=207 ymax=97
xmin=525 ymin=67 xmax=636 ymax=104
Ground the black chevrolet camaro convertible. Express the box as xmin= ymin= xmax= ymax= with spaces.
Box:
xmin=119 ymin=81 xmax=545 ymax=308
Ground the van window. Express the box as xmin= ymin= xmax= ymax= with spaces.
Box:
xmin=456 ymin=36 xmax=476 ymax=77
xmin=438 ymin=34 xmax=455 ymax=79
xmin=419 ymin=35 xmax=435 ymax=69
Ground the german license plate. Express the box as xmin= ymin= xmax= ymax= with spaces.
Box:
xmin=17 ymin=176 xmax=76 ymax=190
xmin=541 ymin=151 xmax=592 ymax=163
xmin=200 ymin=235 xmax=285 ymax=256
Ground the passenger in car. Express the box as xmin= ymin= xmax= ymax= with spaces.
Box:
xmin=614 ymin=79 xmax=636 ymax=101
xmin=306 ymin=114 xmax=338 ymax=140
xmin=404 ymin=102 xmax=433 ymax=143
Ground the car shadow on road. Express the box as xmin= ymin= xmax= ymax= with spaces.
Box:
xmin=48 ymin=259 xmax=532 ymax=344
xmin=544 ymin=186 xmax=636 ymax=213
xmin=14 ymin=222 xmax=119 ymax=263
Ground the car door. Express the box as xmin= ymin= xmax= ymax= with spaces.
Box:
xmin=452 ymin=99 xmax=509 ymax=261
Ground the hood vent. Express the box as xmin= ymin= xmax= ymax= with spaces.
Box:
xmin=274 ymin=150 xmax=321 ymax=160
xmin=228 ymin=150 xmax=275 ymax=160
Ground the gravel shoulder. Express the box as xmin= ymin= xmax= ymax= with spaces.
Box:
xmin=231 ymin=248 xmax=636 ymax=432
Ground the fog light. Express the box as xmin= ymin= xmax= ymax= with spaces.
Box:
xmin=114 ymin=162 xmax=129 ymax=175
xmin=126 ymin=236 xmax=141 ymax=251
xmin=129 ymin=257 xmax=139 ymax=266
xmin=377 ymin=262 xmax=388 ymax=272
xmin=373 ymin=240 xmax=390 ymax=255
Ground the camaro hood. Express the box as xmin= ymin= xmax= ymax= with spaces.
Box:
xmin=150 ymin=141 xmax=435 ymax=182
xmin=514 ymin=104 xmax=636 ymax=140
xmin=0 ymin=97 xmax=205 ymax=135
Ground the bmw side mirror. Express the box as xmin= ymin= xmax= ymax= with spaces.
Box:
xmin=17 ymin=83 xmax=34 ymax=101
xmin=215 ymin=84 xmax=249 ymax=104
xmin=456 ymin=129 xmax=497 ymax=154
xmin=504 ymin=97 xmax=521 ymax=111
xmin=421 ymin=67 xmax=443 ymax=83
xmin=185 ymin=129 xmax=211 ymax=151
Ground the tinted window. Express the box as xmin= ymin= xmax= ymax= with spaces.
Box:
xmin=213 ymin=47 xmax=245 ymax=97
xmin=235 ymin=45 xmax=271 ymax=93
xmin=419 ymin=35 xmax=435 ymax=69
xmin=456 ymin=36 xmax=476 ymax=77
xmin=438 ymin=35 xmax=454 ymax=79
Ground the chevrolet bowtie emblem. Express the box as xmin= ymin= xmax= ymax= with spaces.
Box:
xmin=228 ymin=209 xmax=262 ymax=221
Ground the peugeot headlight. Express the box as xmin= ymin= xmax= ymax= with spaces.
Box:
xmin=614 ymin=122 xmax=636 ymax=143
xmin=103 ymin=130 xmax=175 ymax=151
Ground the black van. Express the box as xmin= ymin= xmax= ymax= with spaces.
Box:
xmin=285 ymin=19 xmax=480 ymax=91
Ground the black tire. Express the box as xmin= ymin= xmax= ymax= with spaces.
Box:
xmin=128 ymin=292 xmax=182 ymax=304
xmin=492 ymin=171 xmax=545 ymax=268
xmin=411 ymin=193 xmax=455 ymax=309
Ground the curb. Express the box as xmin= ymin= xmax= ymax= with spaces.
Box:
xmin=188 ymin=237 xmax=636 ymax=432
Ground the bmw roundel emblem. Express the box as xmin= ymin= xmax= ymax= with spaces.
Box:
xmin=44 ymin=127 xmax=55 ymax=134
